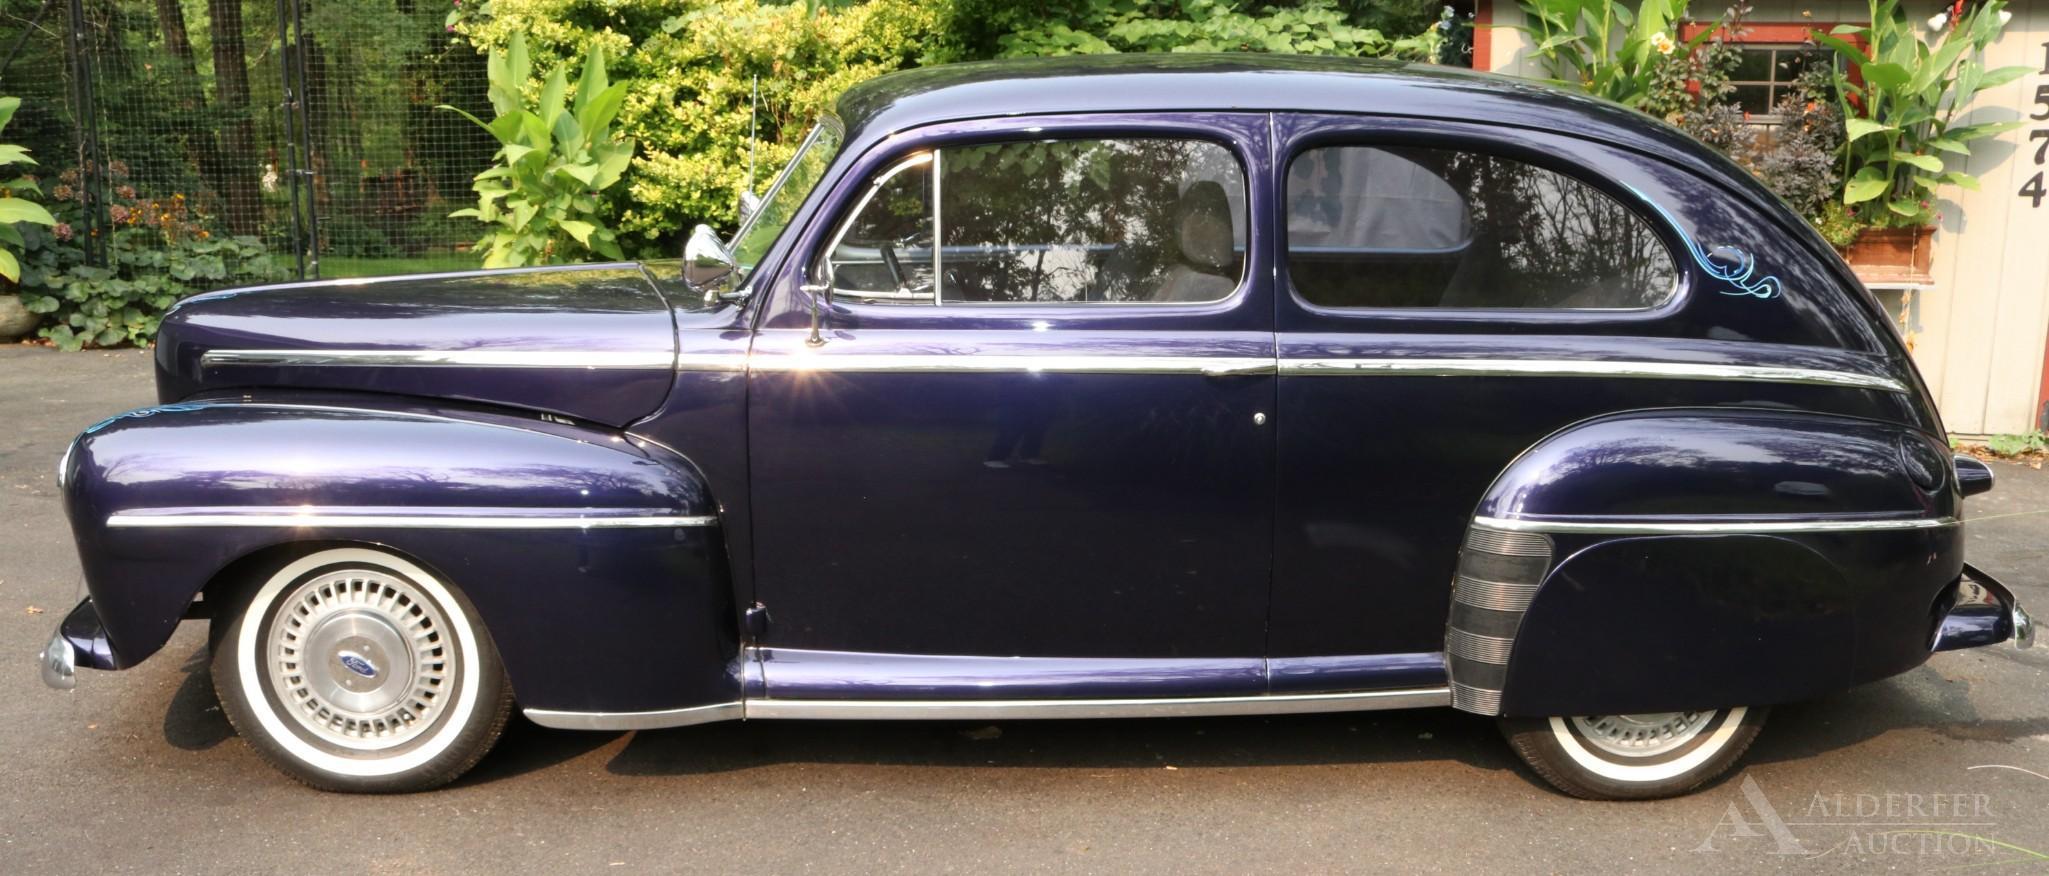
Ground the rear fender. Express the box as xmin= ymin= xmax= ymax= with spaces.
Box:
xmin=1444 ymin=408 xmax=1962 ymax=717
xmin=61 ymin=394 xmax=738 ymax=713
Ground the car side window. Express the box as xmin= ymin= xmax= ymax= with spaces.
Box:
xmin=818 ymin=138 xmax=1247 ymax=305
xmin=1285 ymin=146 xmax=1679 ymax=310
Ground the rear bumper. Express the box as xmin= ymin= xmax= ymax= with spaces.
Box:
xmin=1934 ymin=563 xmax=2034 ymax=652
xmin=39 ymin=599 xmax=120 ymax=691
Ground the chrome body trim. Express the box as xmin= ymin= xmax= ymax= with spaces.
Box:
xmin=106 ymin=509 xmax=718 ymax=529
xmin=1446 ymin=629 xmax=1515 ymax=664
xmin=1472 ymin=514 xmax=1959 ymax=535
xmin=1451 ymin=575 xmax=1543 ymax=612
xmin=749 ymin=353 xmax=1276 ymax=377
xmin=1449 ymin=685 xmax=1499 ymax=715
xmin=1461 ymin=527 xmax=1552 ymax=557
xmin=742 ymin=687 xmax=1451 ymax=720
xmin=675 ymin=353 xmax=746 ymax=372
xmin=1279 ymin=357 xmax=1907 ymax=393
xmin=201 ymin=348 xmax=676 ymax=370
xmin=523 ymin=701 xmax=743 ymax=731
xmin=197 ymin=349 xmax=1905 ymax=394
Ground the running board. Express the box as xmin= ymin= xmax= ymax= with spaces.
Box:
xmin=522 ymin=687 xmax=1451 ymax=731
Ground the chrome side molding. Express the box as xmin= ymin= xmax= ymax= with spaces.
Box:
xmin=517 ymin=688 xmax=1454 ymax=729
xmin=202 ymin=347 xmax=1906 ymax=394
xmin=749 ymin=354 xmax=1275 ymax=377
xmin=1279 ymin=357 xmax=1907 ymax=393
xmin=107 ymin=508 xmax=718 ymax=529
xmin=202 ymin=348 xmax=676 ymax=370
xmin=523 ymin=701 xmax=743 ymax=731
xmin=743 ymin=687 xmax=1451 ymax=720
xmin=1473 ymin=514 xmax=1958 ymax=535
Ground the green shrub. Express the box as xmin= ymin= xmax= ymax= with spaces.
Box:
xmin=448 ymin=0 xmax=1452 ymax=255
xmin=443 ymin=34 xmax=635 ymax=267
xmin=19 ymin=161 xmax=281 ymax=349
xmin=1985 ymin=433 xmax=2048 ymax=458
xmin=22 ymin=233 xmax=276 ymax=350
xmin=987 ymin=0 xmax=1442 ymax=58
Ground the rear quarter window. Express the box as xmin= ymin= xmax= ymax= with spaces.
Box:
xmin=1286 ymin=146 xmax=1680 ymax=311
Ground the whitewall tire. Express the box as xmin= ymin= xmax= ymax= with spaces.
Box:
xmin=1500 ymin=706 xmax=1768 ymax=800
xmin=211 ymin=547 xmax=514 ymax=792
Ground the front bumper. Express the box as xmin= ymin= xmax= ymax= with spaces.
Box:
xmin=39 ymin=599 xmax=120 ymax=691
xmin=1934 ymin=563 xmax=2034 ymax=652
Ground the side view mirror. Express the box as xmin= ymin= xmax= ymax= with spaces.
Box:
xmin=738 ymin=189 xmax=763 ymax=224
xmin=683 ymin=224 xmax=738 ymax=303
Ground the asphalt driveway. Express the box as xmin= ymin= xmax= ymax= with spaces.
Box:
xmin=4 ymin=344 xmax=2049 ymax=873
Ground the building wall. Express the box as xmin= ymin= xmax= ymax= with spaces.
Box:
xmin=1482 ymin=1 xmax=2049 ymax=435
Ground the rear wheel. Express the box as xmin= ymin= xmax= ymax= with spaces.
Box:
xmin=1500 ymin=706 xmax=1768 ymax=800
xmin=211 ymin=547 xmax=513 ymax=792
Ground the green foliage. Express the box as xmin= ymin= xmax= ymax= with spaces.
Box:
xmin=442 ymin=34 xmax=635 ymax=267
xmin=1985 ymin=433 xmax=2048 ymax=458
xmin=0 ymin=96 xmax=58 ymax=283
xmin=23 ymin=234 xmax=275 ymax=350
xmin=1509 ymin=0 xmax=1710 ymax=108
xmin=449 ymin=0 xmax=1455 ymax=254
xmin=17 ymin=160 xmax=282 ymax=349
xmin=988 ymin=0 xmax=1443 ymax=59
xmin=452 ymin=0 xmax=950 ymax=251
xmin=1818 ymin=0 xmax=2028 ymax=229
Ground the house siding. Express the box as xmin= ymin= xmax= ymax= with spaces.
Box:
xmin=1483 ymin=0 xmax=2049 ymax=435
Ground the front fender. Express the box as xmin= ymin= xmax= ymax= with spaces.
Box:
xmin=1445 ymin=408 xmax=1962 ymax=717
xmin=61 ymin=394 xmax=738 ymax=713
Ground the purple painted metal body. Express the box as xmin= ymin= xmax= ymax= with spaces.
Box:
xmin=43 ymin=55 xmax=2026 ymax=738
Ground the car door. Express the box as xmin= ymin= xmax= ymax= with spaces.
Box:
xmin=1267 ymin=114 xmax=1702 ymax=660
xmin=745 ymin=114 xmax=1276 ymax=692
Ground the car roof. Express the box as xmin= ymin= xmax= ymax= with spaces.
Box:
xmin=833 ymin=53 xmax=1779 ymax=217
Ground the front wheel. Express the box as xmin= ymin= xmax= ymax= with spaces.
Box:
xmin=211 ymin=547 xmax=514 ymax=792
xmin=1500 ymin=706 xmax=1768 ymax=800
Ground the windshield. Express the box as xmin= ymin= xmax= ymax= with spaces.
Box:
xmin=731 ymin=120 xmax=844 ymax=279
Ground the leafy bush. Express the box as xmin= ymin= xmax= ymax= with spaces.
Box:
xmin=0 ymin=96 xmax=57 ymax=282
xmin=18 ymin=161 xmax=280 ymax=349
xmin=25 ymin=234 xmax=275 ymax=350
xmin=988 ymin=0 xmax=1442 ymax=59
xmin=1985 ymin=432 xmax=2048 ymax=458
xmin=1817 ymin=0 xmax=2028 ymax=230
xmin=442 ymin=34 xmax=635 ymax=266
xmin=1509 ymin=0 xmax=1709 ymax=109
xmin=448 ymin=0 xmax=1455 ymax=254
xmin=1751 ymin=64 xmax=1843 ymax=221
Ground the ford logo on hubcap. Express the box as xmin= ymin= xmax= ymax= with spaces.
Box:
xmin=337 ymin=650 xmax=379 ymax=679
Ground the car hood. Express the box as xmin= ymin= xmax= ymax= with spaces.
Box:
xmin=154 ymin=263 xmax=678 ymax=427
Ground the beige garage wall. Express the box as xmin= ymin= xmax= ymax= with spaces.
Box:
xmin=1483 ymin=0 xmax=2049 ymax=435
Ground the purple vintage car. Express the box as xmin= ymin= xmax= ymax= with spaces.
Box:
xmin=42 ymin=55 xmax=2031 ymax=798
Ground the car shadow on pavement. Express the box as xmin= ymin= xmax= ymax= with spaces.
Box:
xmin=1749 ymin=664 xmax=2049 ymax=766
xmin=161 ymin=647 xmax=235 ymax=751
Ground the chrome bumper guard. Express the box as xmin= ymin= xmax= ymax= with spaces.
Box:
xmin=40 ymin=629 xmax=76 ymax=690
xmin=1935 ymin=563 xmax=2034 ymax=652
xmin=39 ymin=599 xmax=118 ymax=690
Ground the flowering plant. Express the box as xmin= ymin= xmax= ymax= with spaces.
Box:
xmin=1816 ymin=0 xmax=2028 ymax=228
xmin=1509 ymin=0 xmax=1715 ymax=108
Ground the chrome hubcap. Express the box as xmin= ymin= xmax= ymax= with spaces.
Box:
xmin=266 ymin=569 xmax=455 ymax=751
xmin=1569 ymin=711 xmax=1714 ymax=758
